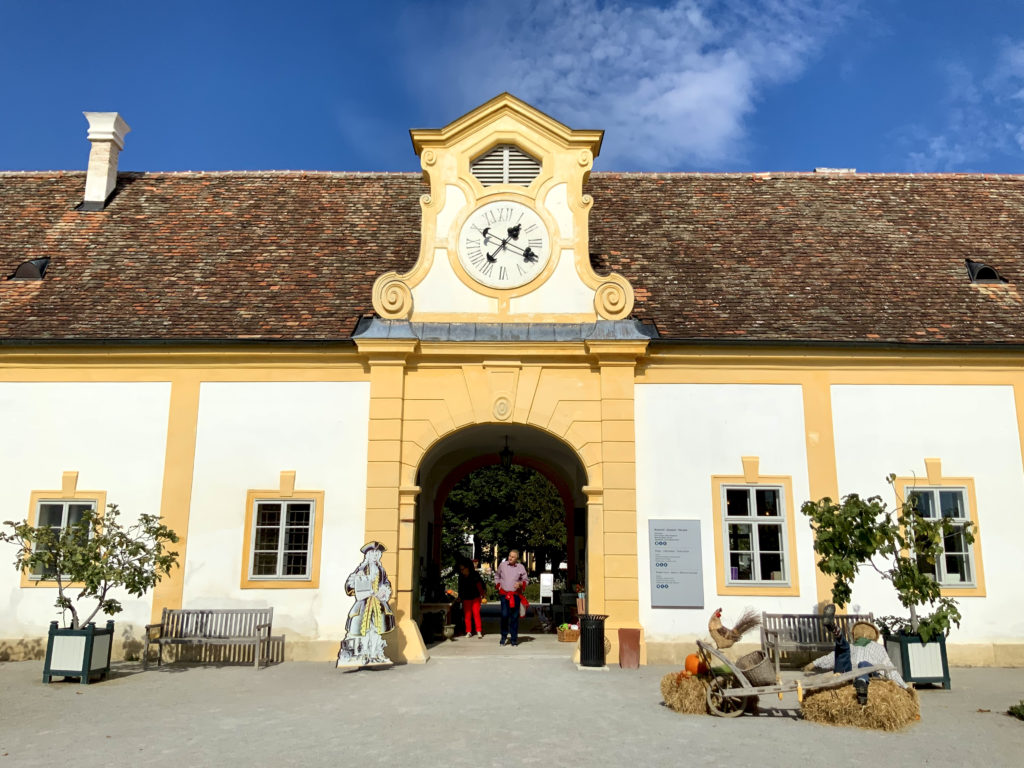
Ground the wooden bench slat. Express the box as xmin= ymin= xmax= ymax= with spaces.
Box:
xmin=142 ymin=607 xmax=277 ymax=671
xmin=761 ymin=611 xmax=875 ymax=673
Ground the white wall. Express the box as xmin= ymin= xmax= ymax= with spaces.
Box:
xmin=636 ymin=384 xmax=816 ymax=641
xmin=832 ymin=384 xmax=1024 ymax=643
xmin=184 ymin=382 xmax=371 ymax=641
xmin=0 ymin=383 xmax=171 ymax=637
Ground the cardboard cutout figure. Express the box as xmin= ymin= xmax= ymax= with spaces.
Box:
xmin=337 ymin=541 xmax=396 ymax=667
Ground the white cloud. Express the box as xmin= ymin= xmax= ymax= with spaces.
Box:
xmin=904 ymin=40 xmax=1024 ymax=172
xmin=398 ymin=1 xmax=853 ymax=169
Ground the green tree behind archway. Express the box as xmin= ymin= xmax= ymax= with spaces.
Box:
xmin=441 ymin=465 xmax=566 ymax=576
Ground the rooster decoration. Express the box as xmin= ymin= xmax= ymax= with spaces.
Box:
xmin=707 ymin=607 xmax=761 ymax=650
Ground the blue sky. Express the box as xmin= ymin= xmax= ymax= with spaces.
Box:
xmin=2 ymin=0 xmax=1023 ymax=174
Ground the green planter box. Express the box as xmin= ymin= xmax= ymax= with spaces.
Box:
xmin=42 ymin=620 xmax=115 ymax=684
xmin=884 ymin=631 xmax=950 ymax=690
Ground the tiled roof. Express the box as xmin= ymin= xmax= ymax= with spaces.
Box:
xmin=2 ymin=170 xmax=1023 ymax=345
xmin=591 ymin=173 xmax=1024 ymax=345
xmin=0 ymin=172 xmax=423 ymax=341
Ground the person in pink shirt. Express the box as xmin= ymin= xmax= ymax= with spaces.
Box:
xmin=495 ymin=549 xmax=528 ymax=646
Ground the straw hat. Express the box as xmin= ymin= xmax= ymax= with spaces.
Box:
xmin=852 ymin=620 xmax=880 ymax=642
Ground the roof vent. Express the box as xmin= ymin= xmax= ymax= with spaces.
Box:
xmin=471 ymin=144 xmax=541 ymax=186
xmin=81 ymin=112 xmax=131 ymax=212
xmin=966 ymin=259 xmax=1007 ymax=284
xmin=9 ymin=257 xmax=50 ymax=280
xmin=814 ymin=167 xmax=856 ymax=174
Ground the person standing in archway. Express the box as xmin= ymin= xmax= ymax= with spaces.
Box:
xmin=496 ymin=549 xmax=528 ymax=647
xmin=457 ymin=558 xmax=487 ymax=638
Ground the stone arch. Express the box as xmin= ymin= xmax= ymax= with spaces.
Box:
xmin=394 ymin=420 xmax=595 ymax=663
xmin=416 ymin=423 xmax=589 ymax=599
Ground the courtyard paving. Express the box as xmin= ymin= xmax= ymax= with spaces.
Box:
xmin=0 ymin=651 xmax=1021 ymax=767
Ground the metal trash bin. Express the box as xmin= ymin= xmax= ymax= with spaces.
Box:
xmin=579 ymin=614 xmax=608 ymax=667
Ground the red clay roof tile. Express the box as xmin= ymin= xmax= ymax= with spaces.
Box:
xmin=2 ymin=170 xmax=1023 ymax=345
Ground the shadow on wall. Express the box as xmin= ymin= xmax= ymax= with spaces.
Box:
xmin=0 ymin=627 xmax=149 ymax=663
xmin=0 ymin=631 xmax=287 ymax=666
xmin=0 ymin=637 xmax=45 ymax=661
xmin=121 ymin=625 xmax=144 ymax=662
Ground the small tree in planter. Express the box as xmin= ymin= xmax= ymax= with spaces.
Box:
xmin=801 ymin=474 xmax=974 ymax=689
xmin=1 ymin=504 xmax=178 ymax=683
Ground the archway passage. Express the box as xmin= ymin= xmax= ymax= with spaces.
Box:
xmin=414 ymin=424 xmax=588 ymax=652
xmin=439 ymin=464 xmax=570 ymax=585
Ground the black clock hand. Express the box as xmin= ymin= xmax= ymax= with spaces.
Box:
xmin=507 ymin=224 xmax=521 ymax=240
xmin=499 ymin=240 xmax=539 ymax=262
xmin=485 ymin=232 xmax=515 ymax=261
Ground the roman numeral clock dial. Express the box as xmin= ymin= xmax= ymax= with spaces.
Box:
xmin=457 ymin=200 xmax=551 ymax=290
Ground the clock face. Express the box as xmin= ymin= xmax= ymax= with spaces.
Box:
xmin=457 ymin=201 xmax=551 ymax=290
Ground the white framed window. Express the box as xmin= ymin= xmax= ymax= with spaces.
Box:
xmin=249 ymin=499 xmax=315 ymax=580
xmin=31 ymin=499 xmax=97 ymax=580
xmin=907 ymin=487 xmax=975 ymax=586
xmin=722 ymin=485 xmax=789 ymax=585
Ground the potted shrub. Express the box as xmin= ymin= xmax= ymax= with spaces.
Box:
xmin=1 ymin=504 xmax=178 ymax=684
xmin=801 ymin=474 xmax=974 ymax=689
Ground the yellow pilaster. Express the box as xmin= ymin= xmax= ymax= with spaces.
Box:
xmin=801 ymin=372 xmax=839 ymax=609
xmin=586 ymin=339 xmax=648 ymax=664
xmin=356 ymin=338 xmax=426 ymax=663
xmin=150 ymin=374 xmax=202 ymax=623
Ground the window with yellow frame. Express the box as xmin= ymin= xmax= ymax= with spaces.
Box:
xmin=711 ymin=457 xmax=799 ymax=596
xmin=22 ymin=472 xmax=106 ymax=589
xmin=893 ymin=459 xmax=985 ymax=597
xmin=240 ymin=472 xmax=324 ymax=589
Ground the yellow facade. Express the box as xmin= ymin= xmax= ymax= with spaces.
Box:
xmin=4 ymin=95 xmax=1024 ymax=669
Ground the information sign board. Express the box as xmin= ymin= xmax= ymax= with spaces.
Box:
xmin=648 ymin=520 xmax=704 ymax=608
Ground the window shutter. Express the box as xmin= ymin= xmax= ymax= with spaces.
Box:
xmin=471 ymin=144 xmax=541 ymax=187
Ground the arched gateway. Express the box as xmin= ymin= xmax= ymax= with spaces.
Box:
xmin=354 ymin=329 xmax=648 ymax=664
xmin=413 ymin=424 xmax=588 ymax=650
xmin=353 ymin=94 xmax=648 ymax=664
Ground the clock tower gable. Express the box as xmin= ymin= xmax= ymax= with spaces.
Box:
xmin=371 ymin=94 xmax=634 ymax=324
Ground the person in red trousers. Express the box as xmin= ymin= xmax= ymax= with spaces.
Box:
xmin=457 ymin=560 xmax=486 ymax=638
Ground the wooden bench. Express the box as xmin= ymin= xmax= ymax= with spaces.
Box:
xmin=761 ymin=611 xmax=875 ymax=680
xmin=143 ymin=608 xmax=281 ymax=670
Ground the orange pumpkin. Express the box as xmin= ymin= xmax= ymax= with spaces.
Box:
xmin=684 ymin=653 xmax=706 ymax=676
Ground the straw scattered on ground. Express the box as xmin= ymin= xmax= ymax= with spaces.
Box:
xmin=660 ymin=672 xmax=708 ymax=715
xmin=802 ymin=680 xmax=920 ymax=731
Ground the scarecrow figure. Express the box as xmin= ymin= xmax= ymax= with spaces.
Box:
xmin=805 ymin=605 xmax=907 ymax=704
xmin=337 ymin=541 xmax=396 ymax=667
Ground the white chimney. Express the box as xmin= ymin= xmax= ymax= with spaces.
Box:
xmin=82 ymin=112 xmax=131 ymax=211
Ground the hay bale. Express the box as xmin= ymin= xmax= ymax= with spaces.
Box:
xmin=660 ymin=672 xmax=708 ymax=715
xmin=802 ymin=680 xmax=920 ymax=731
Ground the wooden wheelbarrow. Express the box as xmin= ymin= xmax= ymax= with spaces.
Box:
xmin=695 ymin=639 xmax=891 ymax=717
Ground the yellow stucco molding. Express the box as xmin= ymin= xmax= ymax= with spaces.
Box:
xmin=410 ymin=93 xmax=603 ymax=159
xmin=640 ymin=345 xmax=1024 ymax=377
xmin=0 ymin=345 xmax=368 ymax=373
xmin=355 ymin=337 xmax=419 ymax=362
xmin=61 ymin=471 xmax=79 ymax=496
xmin=20 ymin=476 xmax=107 ymax=590
xmin=800 ymin=374 xmax=839 ymax=608
xmin=372 ymin=93 xmax=634 ymax=322
xmin=893 ymin=460 xmax=986 ymax=598
xmin=711 ymin=458 xmax=801 ymax=598
xmin=149 ymin=375 xmax=201 ymax=621
xmin=239 ymin=475 xmax=325 ymax=590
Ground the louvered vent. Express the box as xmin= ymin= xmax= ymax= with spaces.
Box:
xmin=471 ymin=144 xmax=541 ymax=186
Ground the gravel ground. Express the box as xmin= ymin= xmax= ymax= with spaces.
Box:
xmin=0 ymin=656 xmax=1022 ymax=767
